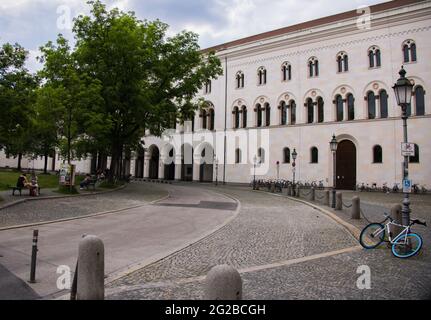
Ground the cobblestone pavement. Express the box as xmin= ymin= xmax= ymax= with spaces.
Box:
xmin=106 ymin=185 xmax=431 ymax=300
xmin=106 ymin=184 xmax=359 ymax=298
xmin=0 ymin=182 xmax=168 ymax=228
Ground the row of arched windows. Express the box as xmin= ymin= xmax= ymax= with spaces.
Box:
xmin=233 ymin=40 xmax=418 ymax=89
xmin=200 ymin=106 xmax=215 ymax=130
xmin=233 ymin=144 xmax=421 ymax=165
xmin=231 ymin=85 xmax=425 ymax=129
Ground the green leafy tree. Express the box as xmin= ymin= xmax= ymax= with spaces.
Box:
xmin=72 ymin=0 xmax=223 ymax=181
xmin=0 ymin=43 xmax=38 ymax=170
xmin=37 ymin=35 xmax=103 ymax=165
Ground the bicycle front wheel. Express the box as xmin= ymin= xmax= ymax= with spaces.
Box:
xmin=391 ymin=233 xmax=423 ymax=258
xmin=359 ymin=223 xmax=385 ymax=249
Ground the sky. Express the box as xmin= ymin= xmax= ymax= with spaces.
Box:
xmin=0 ymin=0 xmax=387 ymax=72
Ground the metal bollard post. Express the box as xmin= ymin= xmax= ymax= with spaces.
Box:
xmin=270 ymin=182 xmax=275 ymax=193
xmin=335 ymin=192 xmax=342 ymax=210
xmin=390 ymin=204 xmax=403 ymax=239
xmin=351 ymin=196 xmax=360 ymax=219
xmin=287 ymin=185 xmax=292 ymax=196
xmin=29 ymin=230 xmax=39 ymax=283
xmin=311 ymin=187 xmax=315 ymax=201
xmin=77 ymin=235 xmax=105 ymax=300
xmin=324 ymin=190 xmax=330 ymax=206
xmin=205 ymin=265 xmax=242 ymax=300
xmin=295 ymin=185 xmax=300 ymax=197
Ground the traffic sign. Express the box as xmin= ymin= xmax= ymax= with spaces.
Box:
xmin=403 ymin=179 xmax=412 ymax=193
xmin=401 ymin=143 xmax=415 ymax=157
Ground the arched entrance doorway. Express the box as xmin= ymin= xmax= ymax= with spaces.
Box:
xmin=199 ymin=145 xmax=214 ymax=182
xmin=336 ymin=140 xmax=356 ymax=190
xmin=134 ymin=146 xmax=145 ymax=178
xmin=148 ymin=145 xmax=159 ymax=179
xmin=164 ymin=147 xmax=175 ymax=180
xmin=181 ymin=144 xmax=193 ymax=181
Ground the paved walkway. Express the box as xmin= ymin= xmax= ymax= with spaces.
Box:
xmin=0 ymin=183 xmax=236 ymax=299
xmin=106 ymin=184 xmax=431 ymax=300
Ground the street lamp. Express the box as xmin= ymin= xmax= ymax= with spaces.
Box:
xmin=214 ymin=155 xmax=219 ymax=186
xmin=291 ymin=148 xmax=297 ymax=196
xmin=329 ymin=134 xmax=338 ymax=208
xmin=253 ymin=155 xmax=259 ymax=190
xmin=392 ymin=66 xmax=414 ymax=227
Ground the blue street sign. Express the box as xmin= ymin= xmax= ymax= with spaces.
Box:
xmin=403 ymin=179 xmax=412 ymax=193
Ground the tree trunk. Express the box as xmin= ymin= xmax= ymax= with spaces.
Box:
xmin=44 ymin=153 xmax=48 ymax=174
xmin=17 ymin=153 xmax=22 ymax=171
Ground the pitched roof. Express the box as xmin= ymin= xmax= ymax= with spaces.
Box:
xmin=202 ymin=0 xmax=426 ymax=54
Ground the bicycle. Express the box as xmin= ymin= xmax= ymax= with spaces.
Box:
xmin=359 ymin=213 xmax=426 ymax=258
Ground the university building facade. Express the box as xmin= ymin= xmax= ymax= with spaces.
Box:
xmin=140 ymin=0 xmax=431 ymax=189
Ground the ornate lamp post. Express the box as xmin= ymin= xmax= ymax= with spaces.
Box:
xmin=291 ymin=148 xmax=297 ymax=196
xmin=329 ymin=134 xmax=338 ymax=208
xmin=253 ymin=155 xmax=258 ymax=190
xmin=214 ymin=155 xmax=219 ymax=186
xmin=392 ymin=66 xmax=414 ymax=227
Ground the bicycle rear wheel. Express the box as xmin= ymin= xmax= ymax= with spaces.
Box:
xmin=359 ymin=223 xmax=385 ymax=249
xmin=391 ymin=233 xmax=423 ymax=258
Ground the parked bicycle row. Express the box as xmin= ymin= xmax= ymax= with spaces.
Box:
xmin=356 ymin=182 xmax=428 ymax=193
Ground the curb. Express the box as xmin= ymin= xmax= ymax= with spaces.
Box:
xmin=0 ymin=184 xmax=127 ymax=211
xmin=0 ymin=187 xmax=169 ymax=232
xmin=254 ymin=190 xmax=361 ymax=241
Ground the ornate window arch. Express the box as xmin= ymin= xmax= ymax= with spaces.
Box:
xmin=368 ymin=46 xmax=381 ymax=68
xmin=336 ymin=52 xmax=348 ymax=73
xmin=379 ymin=90 xmax=388 ymax=118
xmin=281 ymin=62 xmax=292 ymax=81
xmin=257 ymin=67 xmax=267 ymax=85
xmin=310 ymin=147 xmax=318 ymax=164
xmin=255 ymin=103 xmax=263 ymax=127
xmin=241 ymin=105 xmax=248 ymax=128
xmin=305 ymin=97 xmax=314 ymax=124
xmin=200 ymin=102 xmax=215 ymax=130
xmin=403 ymin=40 xmax=417 ymax=63
xmin=373 ymin=145 xmax=383 ymax=163
xmin=235 ymin=71 xmax=244 ymax=89
xmin=335 ymin=94 xmax=343 ymax=122
xmin=232 ymin=106 xmax=240 ymax=129
xmin=414 ymin=85 xmax=425 ymax=116
xmin=346 ymin=93 xmax=355 ymax=120
xmin=317 ymin=97 xmax=324 ymax=123
xmin=308 ymin=57 xmax=319 ymax=77
xmin=366 ymin=91 xmax=376 ymax=119
xmin=264 ymin=102 xmax=271 ymax=126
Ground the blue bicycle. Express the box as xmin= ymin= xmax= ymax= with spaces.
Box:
xmin=359 ymin=213 xmax=426 ymax=258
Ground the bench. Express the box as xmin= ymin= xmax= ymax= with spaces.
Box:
xmin=11 ymin=185 xmax=41 ymax=196
xmin=83 ymin=176 xmax=100 ymax=191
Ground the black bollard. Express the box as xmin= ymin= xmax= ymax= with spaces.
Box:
xmin=29 ymin=230 xmax=39 ymax=283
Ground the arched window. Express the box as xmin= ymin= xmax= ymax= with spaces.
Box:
xmin=409 ymin=144 xmax=420 ymax=163
xmin=317 ymin=97 xmax=324 ymax=123
xmin=235 ymin=148 xmax=241 ymax=164
xmin=257 ymin=67 xmax=267 ymax=85
xmin=283 ymin=147 xmax=290 ymax=163
xmin=367 ymin=91 xmax=376 ymax=119
xmin=201 ymin=109 xmax=207 ymax=129
xmin=204 ymin=80 xmax=211 ymax=94
xmin=347 ymin=93 xmax=355 ymax=120
xmin=306 ymin=98 xmax=314 ymax=123
xmin=280 ymin=101 xmax=287 ymax=125
xmin=368 ymin=46 xmax=381 ymax=68
xmin=290 ymin=100 xmax=296 ymax=125
xmin=256 ymin=104 xmax=263 ymax=127
xmin=308 ymin=57 xmax=319 ymax=77
xmin=241 ymin=105 xmax=247 ymax=128
xmin=373 ymin=145 xmax=382 ymax=163
xmin=379 ymin=90 xmax=388 ymax=118
xmin=281 ymin=62 xmax=292 ymax=81
xmin=337 ymin=52 xmax=348 ymax=72
xmin=265 ymin=103 xmax=271 ymax=126
xmin=310 ymin=147 xmax=318 ymax=163
xmin=403 ymin=40 xmax=417 ymax=63
xmin=236 ymin=71 xmax=244 ymax=88
xmin=233 ymin=107 xmax=239 ymax=129
xmin=257 ymin=148 xmax=265 ymax=163
xmin=414 ymin=86 xmax=425 ymax=116
xmin=208 ymin=108 xmax=215 ymax=130
xmin=335 ymin=95 xmax=343 ymax=122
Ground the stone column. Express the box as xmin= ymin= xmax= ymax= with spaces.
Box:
xmin=192 ymin=154 xmax=200 ymax=182
xmin=143 ymin=154 xmax=150 ymax=179
xmin=158 ymin=158 xmax=165 ymax=180
xmin=174 ymin=154 xmax=182 ymax=181
xmin=343 ymin=99 xmax=348 ymax=121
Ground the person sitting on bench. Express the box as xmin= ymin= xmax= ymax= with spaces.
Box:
xmin=29 ymin=172 xmax=40 ymax=196
xmin=80 ymin=174 xmax=91 ymax=190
